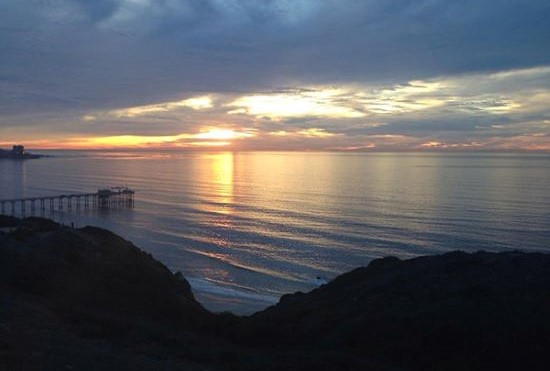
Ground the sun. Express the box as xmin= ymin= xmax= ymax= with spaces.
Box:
xmin=195 ymin=129 xmax=252 ymax=141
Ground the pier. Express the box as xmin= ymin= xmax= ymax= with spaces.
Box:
xmin=0 ymin=187 xmax=135 ymax=215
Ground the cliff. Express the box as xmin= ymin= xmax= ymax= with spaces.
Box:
xmin=1 ymin=216 xmax=549 ymax=370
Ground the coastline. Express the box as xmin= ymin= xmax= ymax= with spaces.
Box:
xmin=1 ymin=216 xmax=549 ymax=370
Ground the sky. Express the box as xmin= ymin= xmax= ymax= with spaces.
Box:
xmin=1 ymin=0 xmax=549 ymax=151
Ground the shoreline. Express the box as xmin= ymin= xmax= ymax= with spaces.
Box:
xmin=1 ymin=216 xmax=549 ymax=370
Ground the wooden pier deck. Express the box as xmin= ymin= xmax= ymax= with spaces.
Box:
xmin=0 ymin=187 xmax=135 ymax=215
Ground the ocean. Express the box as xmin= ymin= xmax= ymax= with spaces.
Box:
xmin=1 ymin=151 xmax=549 ymax=314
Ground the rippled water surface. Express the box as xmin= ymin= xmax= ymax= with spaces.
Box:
xmin=1 ymin=151 xmax=549 ymax=314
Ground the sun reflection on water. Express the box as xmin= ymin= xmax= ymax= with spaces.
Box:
xmin=210 ymin=152 xmax=234 ymax=208
xmin=198 ymin=152 xmax=235 ymax=229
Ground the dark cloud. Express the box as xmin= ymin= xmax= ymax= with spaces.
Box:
xmin=74 ymin=0 xmax=120 ymax=22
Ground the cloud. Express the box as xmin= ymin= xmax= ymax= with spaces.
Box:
xmin=109 ymin=96 xmax=213 ymax=118
xmin=228 ymin=89 xmax=365 ymax=119
xmin=267 ymin=128 xmax=337 ymax=138
xmin=2 ymin=1 xmax=550 ymax=113
xmin=2 ymin=65 xmax=549 ymax=151
xmin=222 ymin=66 xmax=550 ymax=126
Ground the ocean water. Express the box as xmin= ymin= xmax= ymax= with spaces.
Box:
xmin=1 ymin=151 xmax=549 ymax=314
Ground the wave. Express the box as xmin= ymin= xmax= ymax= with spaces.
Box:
xmin=187 ymin=277 xmax=279 ymax=305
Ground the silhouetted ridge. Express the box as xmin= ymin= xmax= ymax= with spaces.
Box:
xmin=237 ymin=250 xmax=550 ymax=370
xmin=1 ymin=216 xmax=549 ymax=370
xmin=0 ymin=216 xmax=211 ymax=331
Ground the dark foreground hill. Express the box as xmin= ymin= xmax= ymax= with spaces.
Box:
xmin=238 ymin=251 xmax=550 ymax=370
xmin=1 ymin=216 xmax=549 ymax=370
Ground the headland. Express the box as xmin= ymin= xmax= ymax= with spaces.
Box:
xmin=0 ymin=145 xmax=43 ymax=159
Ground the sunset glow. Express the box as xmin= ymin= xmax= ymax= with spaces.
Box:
xmin=56 ymin=129 xmax=254 ymax=149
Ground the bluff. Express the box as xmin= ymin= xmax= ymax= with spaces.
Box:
xmin=237 ymin=251 xmax=550 ymax=370
xmin=1 ymin=216 xmax=549 ymax=370
xmin=0 ymin=216 xmax=220 ymax=371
